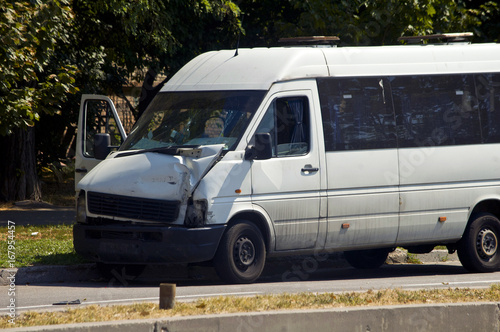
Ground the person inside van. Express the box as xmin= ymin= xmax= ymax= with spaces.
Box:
xmin=203 ymin=117 xmax=225 ymax=138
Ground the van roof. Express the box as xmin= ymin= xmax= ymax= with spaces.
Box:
xmin=161 ymin=43 xmax=500 ymax=92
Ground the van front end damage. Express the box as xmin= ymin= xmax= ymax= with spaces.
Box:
xmin=73 ymin=145 xmax=226 ymax=264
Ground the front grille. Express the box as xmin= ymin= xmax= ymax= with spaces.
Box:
xmin=87 ymin=191 xmax=180 ymax=223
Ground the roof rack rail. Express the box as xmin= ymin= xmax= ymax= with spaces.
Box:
xmin=398 ymin=32 xmax=473 ymax=44
xmin=278 ymin=36 xmax=340 ymax=47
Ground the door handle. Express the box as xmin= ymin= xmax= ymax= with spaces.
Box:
xmin=75 ymin=168 xmax=88 ymax=173
xmin=301 ymin=165 xmax=319 ymax=173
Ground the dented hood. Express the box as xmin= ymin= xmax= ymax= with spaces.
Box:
xmin=77 ymin=145 xmax=223 ymax=201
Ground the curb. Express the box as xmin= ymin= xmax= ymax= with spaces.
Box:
xmin=0 ymin=264 xmax=100 ymax=286
xmin=0 ymin=250 xmax=459 ymax=286
xmin=0 ymin=208 xmax=75 ymax=226
xmin=3 ymin=302 xmax=498 ymax=332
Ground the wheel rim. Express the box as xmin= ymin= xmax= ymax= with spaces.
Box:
xmin=233 ymin=236 xmax=255 ymax=269
xmin=477 ymin=228 xmax=498 ymax=259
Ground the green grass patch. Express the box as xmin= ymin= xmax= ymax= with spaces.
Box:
xmin=2 ymin=285 xmax=500 ymax=329
xmin=0 ymin=225 xmax=88 ymax=268
xmin=406 ymin=253 xmax=422 ymax=264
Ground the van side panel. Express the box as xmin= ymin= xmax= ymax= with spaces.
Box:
xmin=397 ymin=145 xmax=500 ymax=244
xmin=324 ymin=150 xmax=400 ymax=249
xmin=317 ymin=77 xmax=400 ymax=250
xmin=394 ymin=73 xmax=500 ymax=244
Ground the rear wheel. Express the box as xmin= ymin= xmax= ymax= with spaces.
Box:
xmin=344 ymin=248 xmax=390 ymax=269
xmin=458 ymin=213 xmax=500 ymax=272
xmin=214 ymin=220 xmax=266 ymax=284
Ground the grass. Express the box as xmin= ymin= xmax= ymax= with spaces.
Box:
xmin=0 ymin=225 xmax=88 ymax=268
xmin=2 ymin=285 xmax=500 ymax=328
xmin=406 ymin=253 xmax=423 ymax=264
xmin=0 ymin=161 xmax=83 ymax=267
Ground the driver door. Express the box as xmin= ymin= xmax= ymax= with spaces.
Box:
xmin=75 ymin=95 xmax=127 ymax=189
xmin=251 ymin=90 xmax=322 ymax=251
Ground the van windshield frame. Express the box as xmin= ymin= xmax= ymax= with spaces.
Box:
xmin=120 ymin=90 xmax=266 ymax=152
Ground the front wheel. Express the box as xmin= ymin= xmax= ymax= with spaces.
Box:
xmin=213 ymin=221 xmax=266 ymax=284
xmin=344 ymin=248 xmax=390 ymax=269
xmin=458 ymin=213 xmax=500 ymax=272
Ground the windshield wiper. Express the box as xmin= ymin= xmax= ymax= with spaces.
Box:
xmin=115 ymin=145 xmax=201 ymax=158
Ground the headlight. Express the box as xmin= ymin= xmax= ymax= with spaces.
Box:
xmin=76 ymin=191 xmax=87 ymax=223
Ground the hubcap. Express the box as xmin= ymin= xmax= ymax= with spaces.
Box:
xmin=477 ymin=228 xmax=498 ymax=259
xmin=234 ymin=236 xmax=255 ymax=267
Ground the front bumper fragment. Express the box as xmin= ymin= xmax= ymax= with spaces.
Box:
xmin=73 ymin=223 xmax=226 ymax=264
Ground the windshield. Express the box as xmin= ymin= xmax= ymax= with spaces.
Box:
xmin=120 ymin=90 xmax=266 ymax=151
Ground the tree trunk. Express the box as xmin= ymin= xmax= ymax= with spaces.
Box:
xmin=0 ymin=127 xmax=41 ymax=202
xmin=137 ymin=68 xmax=169 ymax=120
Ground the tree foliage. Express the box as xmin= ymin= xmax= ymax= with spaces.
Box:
xmin=0 ymin=0 xmax=78 ymax=136
xmin=236 ymin=0 xmax=499 ymax=46
xmin=2 ymin=0 xmax=500 ymax=201
xmin=36 ymin=0 xmax=242 ymax=165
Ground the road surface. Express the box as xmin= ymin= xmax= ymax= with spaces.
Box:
xmin=2 ymin=261 xmax=500 ymax=314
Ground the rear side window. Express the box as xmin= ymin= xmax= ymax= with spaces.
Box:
xmin=391 ymin=74 xmax=481 ymax=147
xmin=475 ymin=73 xmax=500 ymax=144
xmin=317 ymin=77 xmax=397 ymax=151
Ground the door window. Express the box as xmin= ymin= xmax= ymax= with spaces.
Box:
xmin=83 ymin=99 xmax=123 ymax=158
xmin=255 ymin=97 xmax=310 ymax=157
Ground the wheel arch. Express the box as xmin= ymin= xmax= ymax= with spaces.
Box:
xmin=469 ymin=198 xmax=500 ymax=224
xmin=226 ymin=210 xmax=274 ymax=254
xmin=449 ymin=198 xmax=500 ymax=251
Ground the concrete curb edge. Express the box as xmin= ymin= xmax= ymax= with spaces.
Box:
xmin=3 ymin=302 xmax=499 ymax=332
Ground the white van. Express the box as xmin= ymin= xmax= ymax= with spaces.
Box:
xmin=74 ymin=36 xmax=500 ymax=283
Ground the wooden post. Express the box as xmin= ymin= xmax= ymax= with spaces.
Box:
xmin=159 ymin=283 xmax=176 ymax=309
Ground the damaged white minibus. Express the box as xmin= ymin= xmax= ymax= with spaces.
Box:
xmin=74 ymin=34 xmax=500 ymax=283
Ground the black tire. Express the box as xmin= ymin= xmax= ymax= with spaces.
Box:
xmin=458 ymin=213 xmax=500 ymax=273
xmin=344 ymin=248 xmax=390 ymax=269
xmin=96 ymin=263 xmax=146 ymax=282
xmin=213 ymin=221 xmax=266 ymax=284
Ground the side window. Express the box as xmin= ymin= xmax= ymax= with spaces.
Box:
xmin=475 ymin=73 xmax=500 ymax=143
xmin=317 ymin=77 xmax=397 ymax=151
xmin=84 ymin=99 xmax=123 ymax=158
xmin=391 ymin=74 xmax=481 ymax=147
xmin=255 ymin=96 xmax=310 ymax=157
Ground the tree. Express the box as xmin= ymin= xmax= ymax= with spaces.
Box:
xmin=235 ymin=0 xmax=499 ymax=46
xmin=0 ymin=0 xmax=242 ymax=202
xmin=0 ymin=0 xmax=78 ymax=201
xmin=70 ymin=0 xmax=242 ymax=119
xmin=36 ymin=0 xmax=242 ymax=167
xmin=289 ymin=0 xmax=499 ymax=45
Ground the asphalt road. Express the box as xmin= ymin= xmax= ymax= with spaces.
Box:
xmin=2 ymin=261 xmax=500 ymax=314
xmin=0 ymin=207 xmax=75 ymax=226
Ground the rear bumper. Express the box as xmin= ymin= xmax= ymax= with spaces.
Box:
xmin=73 ymin=223 xmax=226 ymax=264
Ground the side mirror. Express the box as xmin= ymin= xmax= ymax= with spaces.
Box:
xmin=245 ymin=133 xmax=273 ymax=160
xmin=94 ymin=133 xmax=111 ymax=160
